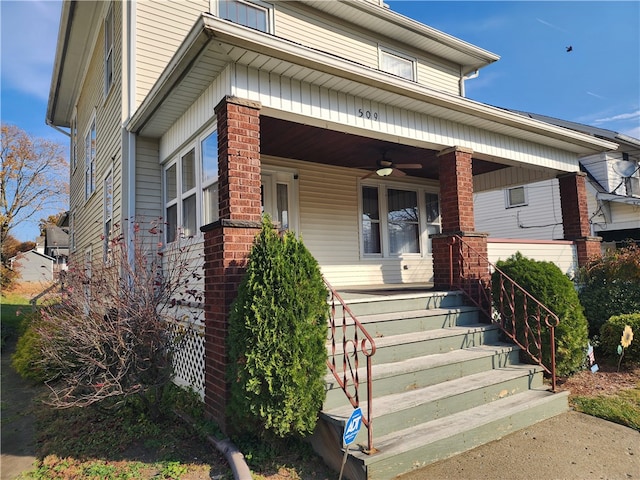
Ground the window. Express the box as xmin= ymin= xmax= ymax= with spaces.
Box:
xmin=164 ymin=127 xmax=219 ymax=243
xmin=261 ymin=169 xmax=297 ymax=233
xmin=388 ymin=189 xmax=419 ymax=254
xmin=362 ymin=186 xmax=381 ymax=254
xmin=85 ymin=117 xmax=96 ymax=200
xmin=104 ymin=3 xmax=114 ymax=96
xmin=505 ymin=186 xmax=527 ymax=208
xmin=202 ymin=131 xmax=219 ymax=224
xmin=70 ymin=114 xmax=77 ymax=171
xmin=70 ymin=212 xmax=76 ymax=252
xmin=103 ymin=171 xmax=113 ymax=262
xmin=217 ymin=0 xmax=272 ymax=33
xmin=379 ymin=47 xmax=416 ymax=81
xmin=360 ymin=184 xmax=441 ymax=257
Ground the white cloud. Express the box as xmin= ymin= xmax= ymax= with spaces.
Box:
xmin=586 ymin=91 xmax=606 ymax=100
xmin=593 ymin=110 xmax=640 ymax=124
xmin=1 ymin=1 xmax=62 ymax=100
xmin=536 ymin=18 xmax=569 ymax=33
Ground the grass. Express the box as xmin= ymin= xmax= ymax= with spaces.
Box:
xmin=1 ymin=290 xmax=31 ymax=347
xmin=571 ymin=385 xmax=640 ymax=431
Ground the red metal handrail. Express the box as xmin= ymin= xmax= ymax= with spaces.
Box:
xmin=449 ymin=235 xmax=559 ymax=392
xmin=324 ymin=279 xmax=377 ymax=454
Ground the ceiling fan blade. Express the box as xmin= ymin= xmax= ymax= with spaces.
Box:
xmin=394 ymin=163 xmax=422 ymax=169
xmin=390 ymin=169 xmax=407 ymax=177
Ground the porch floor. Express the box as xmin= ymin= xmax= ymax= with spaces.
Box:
xmin=336 ymin=283 xmax=436 ymax=301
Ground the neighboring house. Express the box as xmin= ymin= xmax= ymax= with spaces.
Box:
xmin=47 ymin=1 xmax=619 ymax=477
xmin=475 ymin=113 xmax=640 ymax=249
xmin=44 ymin=224 xmax=70 ymax=276
xmin=9 ymin=250 xmax=55 ymax=283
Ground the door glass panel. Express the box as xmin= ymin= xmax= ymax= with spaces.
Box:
xmin=276 ymin=183 xmax=289 ymax=229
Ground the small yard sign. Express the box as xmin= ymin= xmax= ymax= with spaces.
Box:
xmin=343 ymin=407 xmax=363 ymax=446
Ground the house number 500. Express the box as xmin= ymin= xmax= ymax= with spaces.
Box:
xmin=358 ymin=108 xmax=378 ymax=120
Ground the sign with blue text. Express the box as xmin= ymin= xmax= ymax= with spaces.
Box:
xmin=343 ymin=407 xmax=363 ymax=446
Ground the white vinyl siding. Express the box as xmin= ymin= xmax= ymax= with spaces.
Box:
xmin=262 ymin=156 xmax=436 ymax=287
xmin=134 ymin=1 xmax=208 ymax=108
xmin=71 ymin=2 xmax=123 ymax=258
xmin=474 ymin=179 xmax=565 ymax=240
xmin=275 ymin=3 xmax=460 ymax=94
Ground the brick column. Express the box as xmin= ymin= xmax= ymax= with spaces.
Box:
xmin=202 ymin=96 xmax=262 ymax=432
xmin=432 ymin=147 xmax=489 ymax=304
xmin=558 ymin=171 xmax=601 ymax=266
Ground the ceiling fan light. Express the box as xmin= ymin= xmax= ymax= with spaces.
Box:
xmin=376 ymin=167 xmax=393 ymax=177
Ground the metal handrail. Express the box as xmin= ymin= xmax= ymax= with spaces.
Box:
xmin=324 ymin=279 xmax=377 ymax=453
xmin=449 ymin=235 xmax=559 ymax=391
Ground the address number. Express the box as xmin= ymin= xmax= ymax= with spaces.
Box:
xmin=358 ymin=108 xmax=378 ymax=120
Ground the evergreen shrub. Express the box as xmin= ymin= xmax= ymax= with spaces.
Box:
xmin=492 ymin=252 xmax=588 ymax=376
xmin=227 ymin=217 xmax=329 ymax=439
xmin=577 ymin=244 xmax=640 ymax=336
xmin=599 ymin=313 xmax=640 ymax=365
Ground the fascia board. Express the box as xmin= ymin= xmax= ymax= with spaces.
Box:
xmin=129 ymin=14 xmax=618 ymax=155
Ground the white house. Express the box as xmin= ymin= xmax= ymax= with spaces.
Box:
xmin=47 ymin=2 xmax=618 ymax=477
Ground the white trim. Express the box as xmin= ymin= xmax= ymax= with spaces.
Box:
xmin=84 ymin=112 xmax=97 ymax=201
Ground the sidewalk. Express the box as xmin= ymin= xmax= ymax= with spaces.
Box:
xmin=1 ymin=344 xmax=38 ymax=480
xmin=397 ymin=410 xmax=640 ymax=480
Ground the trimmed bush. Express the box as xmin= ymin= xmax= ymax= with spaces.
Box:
xmin=492 ymin=252 xmax=589 ymax=376
xmin=599 ymin=313 xmax=640 ymax=366
xmin=227 ymin=217 xmax=329 ymax=439
xmin=577 ymin=244 xmax=640 ymax=336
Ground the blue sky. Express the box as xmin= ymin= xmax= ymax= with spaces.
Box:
xmin=1 ymin=0 xmax=639 ymax=241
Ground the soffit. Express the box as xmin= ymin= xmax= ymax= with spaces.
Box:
xmin=47 ymin=1 xmax=103 ymax=127
xmin=129 ymin=15 xmax=617 ymax=158
xmin=299 ymin=0 xmax=499 ymax=74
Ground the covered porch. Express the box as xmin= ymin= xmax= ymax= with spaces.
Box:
xmin=127 ymin=13 xmax=616 ymax=431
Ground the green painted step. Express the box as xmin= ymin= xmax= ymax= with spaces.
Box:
xmin=329 ymin=306 xmax=481 ymax=339
xmin=329 ymin=324 xmax=501 ymax=365
xmin=332 ymin=291 xmax=468 ymax=317
xmin=323 ymin=343 xmax=520 ymax=410
xmin=348 ymin=389 xmax=570 ymax=480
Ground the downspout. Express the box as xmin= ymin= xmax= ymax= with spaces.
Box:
xmin=460 ymin=69 xmax=479 ymax=97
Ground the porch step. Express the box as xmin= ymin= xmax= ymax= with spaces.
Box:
xmin=350 ymin=389 xmax=570 ymax=480
xmin=314 ymin=289 xmax=569 ymax=480
xmin=329 ymin=324 xmax=501 ymax=365
xmin=323 ymin=364 xmax=545 ymax=441
xmin=323 ymin=343 xmax=520 ymax=410
xmin=340 ymin=306 xmax=481 ymax=338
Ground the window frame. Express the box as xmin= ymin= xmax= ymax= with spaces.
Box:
xmin=378 ymin=46 xmax=417 ymax=81
xmin=103 ymin=169 xmax=113 ymax=263
xmin=84 ymin=115 xmax=97 ymax=201
xmin=163 ymin=124 xmax=219 ymax=244
xmin=214 ymin=0 xmax=274 ymax=33
xmin=505 ymin=186 xmax=528 ymax=208
xmin=70 ymin=111 xmax=77 ymax=171
xmin=359 ymin=181 xmax=441 ymax=259
xmin=104 ymin=3 xmax=114 ymax=97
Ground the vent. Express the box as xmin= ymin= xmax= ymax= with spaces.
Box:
xmin=625 ymin=176 xmax=640 ymax=197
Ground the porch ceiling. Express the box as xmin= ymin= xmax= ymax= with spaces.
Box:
xmin=260 ymin=116 xmax=506 ymax=180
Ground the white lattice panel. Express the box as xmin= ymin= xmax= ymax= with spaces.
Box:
xmin=171 ymin=321 xmax=205 ymax=400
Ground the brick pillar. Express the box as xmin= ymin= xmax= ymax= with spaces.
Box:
xmin=202 ymin=96 xmax=262 ymax=432
xmin=432 ymin=147 xmax=489 ymax=304
xmin=558 ymin=171 xmax=601 ymax=266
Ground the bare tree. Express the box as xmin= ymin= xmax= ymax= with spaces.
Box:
xmin=0 ymin=124 xmax=68 ymax=249
xmin=35 ymin=220 xmax=203 ymax=417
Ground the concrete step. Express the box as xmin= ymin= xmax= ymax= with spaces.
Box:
xmin=333 ymin=291 xmax=468 ymax=317
xmin=349 ymin=389 xmax=570 ymax=480
xmin=324 ymin=343 xmax=520 ymax=410
xmin=329 ymin=324 xmax=501 ymax=365
xmin=330 ymin=305 xmax=481 ymax=339
xmin=323 ymin=365 xmax=545 ymax=441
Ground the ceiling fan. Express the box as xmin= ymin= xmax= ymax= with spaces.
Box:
xmin=362 ymin=152 xmax=422 ymax=179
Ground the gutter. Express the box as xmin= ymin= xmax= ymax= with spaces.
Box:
xmin=128 ymin=14 xmax=618 ymax=155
